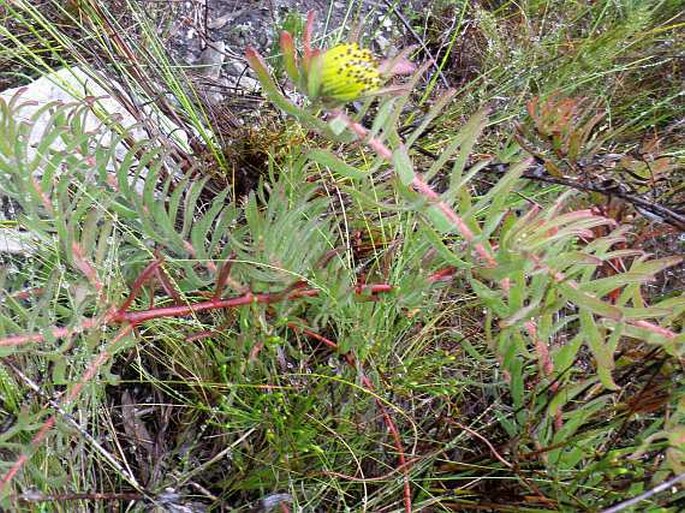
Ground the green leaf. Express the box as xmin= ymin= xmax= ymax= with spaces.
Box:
xmin=559 ymin=282 xmax=622 ymax=320
xmin=191 ymin=188 xmax=230 ymax=260
xmin=328 ymin=115 xmax=348 ymax=136
xmin=279 ymin=31 xmax=300 ymax=86
xmin=421 ymin=222 xmax=471 ymax=269
xmin=449 ymin=108 xmax=489 ymax=189
xmin=370 ymin=99 xmax=398 ymax=138
xmin=581 ymin=309 xmax=620 ymax=390
xmin=393 ymin=145 xmax=415 ymax=186
xmin=307 ymin=149 xmax=366 ymax=180
xmin=553 ymin=332 xmax=583 ymax=377
xmin=426 ymin=204 xmax=457 ymax=234
xmin=470 ymin=278 xmax=508 ymax=317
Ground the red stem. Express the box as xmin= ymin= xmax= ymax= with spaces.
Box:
xmin=117 ymin=284 xmax=392 ymax=325
xmin=0 ymin=283 xmax=394 ymax=348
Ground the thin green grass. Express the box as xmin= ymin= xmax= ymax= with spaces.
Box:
xmin=418 ymin=0 xmax=683 ymax=150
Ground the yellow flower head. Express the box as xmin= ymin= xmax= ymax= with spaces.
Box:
xmin=316 ymin=43 xmax=383 ymax=103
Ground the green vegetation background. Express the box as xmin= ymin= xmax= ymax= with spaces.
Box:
xmin=0 ymin=1 xmax=683 ymax=511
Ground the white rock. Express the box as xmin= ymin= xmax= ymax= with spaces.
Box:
xmin=0 ymin=228 xmax=35 ymax=254
xmin=0 ymin=66 xmax=194 ymax=255
xmin=0 ymin=66 xmax=193 ymax=159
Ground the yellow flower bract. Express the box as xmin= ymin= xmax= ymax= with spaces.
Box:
xmin=318 ymin=43 xmax=383 ymax=102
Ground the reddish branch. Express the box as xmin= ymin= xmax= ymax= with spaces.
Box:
xmin=117 ymin=282 xmax=392 ymax=325
xmin=0 ymin=283 xmax=393 ymax=348
xmin=0 ymin=316 xmax=106 ymax=347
